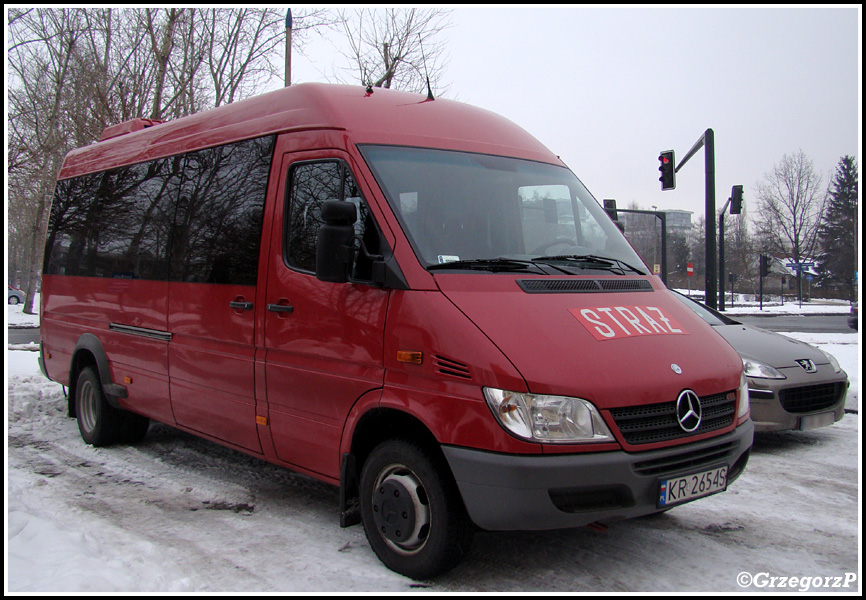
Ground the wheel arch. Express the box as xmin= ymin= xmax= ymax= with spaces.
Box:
xmin=339 ymin=406 xmax=444 ymax=528
xmin=68 ymin=333 xmax=126 ymax=416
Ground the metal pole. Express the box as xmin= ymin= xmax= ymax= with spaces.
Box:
xmin=759 ymin=264 xmax=763 ymax=311
xmin=660 ymin=212 xmax=667 ymax=286
xmin=704 ymin=129 xmax=716 ymax=309
xmin=285 ymin=9 xmax=293 ymax=87
xmin=719 ymin=212 xmax=725 ymax=310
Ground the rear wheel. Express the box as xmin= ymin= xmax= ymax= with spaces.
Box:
xmin=75 ymin=366 xmax=149 ymax=446
xmin=359 ymin=440 xmax=473 ymax=580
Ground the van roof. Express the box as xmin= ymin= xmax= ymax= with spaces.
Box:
xmin=58 ymin=83 xmax=562 ymax=180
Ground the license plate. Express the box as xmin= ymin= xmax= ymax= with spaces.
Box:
xmin=658 ymin=466 xmax=728 ymax=508
xmin=800 ymin=411 xmax=836 ymax=431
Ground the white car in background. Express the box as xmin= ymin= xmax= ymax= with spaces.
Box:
xmin=8 ymin=284 xmax=25 ymax=305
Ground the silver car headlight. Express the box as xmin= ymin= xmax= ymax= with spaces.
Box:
xmin=818 ymin=348 xmax=842 ymax=373
xmin=483 ymin=388 xmax=614 ymax=443
xmin=742 ymin=357 xmax=786 ymax=379
xmin=737 ymin=372 xmax=750 ymax=420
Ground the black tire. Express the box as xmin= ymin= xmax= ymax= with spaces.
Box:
xmin=359 ymin=440 xmax=473 ymax=580
xmin=75 ymin=366 xmax=125 ymax=446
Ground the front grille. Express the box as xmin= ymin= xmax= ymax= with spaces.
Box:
xmin=779 ymin=382 xmax=845 ymax=414
xmin=609 ymin=391 xmax=736 ymax=445
xmin=632 ymin=441 xmax=738 ymax=476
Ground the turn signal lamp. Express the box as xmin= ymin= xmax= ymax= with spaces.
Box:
xmin=397 ymin=351 xmax=423 ymax=365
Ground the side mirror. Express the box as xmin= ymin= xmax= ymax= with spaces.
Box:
xmin=316 ymin=201 xmax=357 ymax=283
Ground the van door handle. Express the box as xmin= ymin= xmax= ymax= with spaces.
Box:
xmin=267 ymin=302 xmax=294 ymax=314
xmin=229 ymin=301 xmax=254 ymax=310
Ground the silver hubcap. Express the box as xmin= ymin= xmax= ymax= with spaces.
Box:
xmin=371 ymin=464 xmax=431 ymax=555
xmin=78 ymin=379 xmax=98 ymax=433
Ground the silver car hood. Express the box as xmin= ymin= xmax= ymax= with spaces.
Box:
xmin=711 ymin=323 xmax=828 ymax=368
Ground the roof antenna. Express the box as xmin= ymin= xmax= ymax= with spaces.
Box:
xmin=419 ymin=34 xmax=434 ymax=100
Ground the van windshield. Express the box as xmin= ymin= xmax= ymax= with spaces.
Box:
xmin=360 ymin=145 xmax=647 ymax=275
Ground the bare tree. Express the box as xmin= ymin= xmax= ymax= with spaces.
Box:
xmin=8 ymin=8 xmax=87 ymax=314
xmin=8 ymin=8 xmax=338 ymax=313
xmin=753 ymin=150 xmax=827 ymax=304
xmin=202 ymin=8 xmax=289 ymax=107
xmin=724 ymin=209 xmax=757 ymax=296
xmin=336 ymin=8 xmax=452 ymax=94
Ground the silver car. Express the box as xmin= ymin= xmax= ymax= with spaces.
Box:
xmin=8 ymin=284 xmax=25 ymax=305
xmin=672 ymin=292 xmax=848 ymax=432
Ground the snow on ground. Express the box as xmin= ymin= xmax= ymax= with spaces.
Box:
xmin=5 ymin=301 xmax=862 ymax=593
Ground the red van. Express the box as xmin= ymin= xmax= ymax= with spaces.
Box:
xmin=40 ymin=83 xmax=752 ymax=579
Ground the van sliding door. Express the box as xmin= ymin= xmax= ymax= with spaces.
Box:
xmin=167 ymin=136 xmax=275 ymax=453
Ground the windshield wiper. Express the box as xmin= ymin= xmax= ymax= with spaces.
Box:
xmin=427 ymin=258 xmax=548 ymax=273
xmin=533 ymin=254 xmax=647 ymax=275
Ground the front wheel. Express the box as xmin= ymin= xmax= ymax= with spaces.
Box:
xmin=359 ymin=440 xmax=473 ymax=580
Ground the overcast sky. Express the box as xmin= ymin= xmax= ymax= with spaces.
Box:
xmin=288 ymin=5 xmax=860 ymax=219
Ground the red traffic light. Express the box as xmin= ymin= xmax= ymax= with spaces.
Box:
xmin=658 ymin=150 xmax=676 ymax=191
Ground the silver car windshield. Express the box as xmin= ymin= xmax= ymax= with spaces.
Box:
xmin=360 ymin=145 xmax=647 ymax=274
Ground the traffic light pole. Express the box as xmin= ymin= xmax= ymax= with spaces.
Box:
xmin=758 ymin=255 xmax=772 ymax=309
xmin=719 ymin=202 xmax=728 ymax=311
xmin=673 ymin=129 xmax=716 ymax=309
xmin=717 ymin=186 xmax=743 ymax=311
xmin=759 ymin=265 xmax=764 ymax=311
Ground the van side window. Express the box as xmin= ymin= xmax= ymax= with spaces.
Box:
xmin=44 ymin=135 xmax=275 ymax=285
xmin=285 ymin=160 xmax=378 ymax=278
xmin=170 ymin=136 xmax=275 ymax=285
xmin=44 ymin=158 xmax=177 ymax=280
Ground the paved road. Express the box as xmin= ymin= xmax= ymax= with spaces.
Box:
xmin=8 ymin=327 xmax=40 ymax=345
xmin=732 ymin=313 xmax=853 ymax=334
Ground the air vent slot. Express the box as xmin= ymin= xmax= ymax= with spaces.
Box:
xmin=517 ymin=279 xmax=653 ymax=294
xmin=433 ymin=355 xmax=472 ymax=380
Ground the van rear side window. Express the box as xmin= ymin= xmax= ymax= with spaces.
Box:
xmin=44 ymin=135 xmax=275 ymax=285
xmin=46 ymin=159 xmax=177 ymax=280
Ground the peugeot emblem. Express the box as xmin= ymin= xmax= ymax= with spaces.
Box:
xmin=676 ymin=390 xmax=702 ymax=432
xmin=795 ymin=359 xmax=817 ymax=373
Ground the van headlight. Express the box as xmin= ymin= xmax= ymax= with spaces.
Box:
xmin=483 ymin=388 xmax=614 ymax=443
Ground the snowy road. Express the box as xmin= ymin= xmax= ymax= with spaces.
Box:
xmin=6 ymin=331 xmax=861 ymax=593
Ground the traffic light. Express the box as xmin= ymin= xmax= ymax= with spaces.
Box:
xmin=603 ymin=199 xmax=618 ymax=221
xmin=759 ymin=255 xmax=771 ymax=277
xmin=658 ymin=150 xmax=675 ymax=191
xmin=730 ymin=185 xmax=743 ymax=214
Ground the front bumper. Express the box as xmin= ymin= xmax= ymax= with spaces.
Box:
xmin=748 ymin=368 xmax=848 ymax=432
xmin=443 ymin=420 xmax=753 ymax=531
